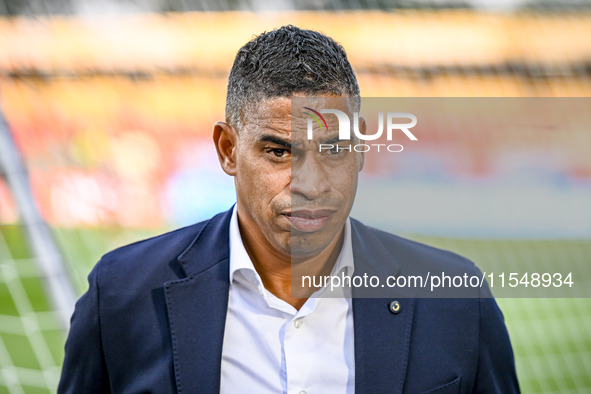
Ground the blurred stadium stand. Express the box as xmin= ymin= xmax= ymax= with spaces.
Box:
xmin=0 ymin=0 xmax=590 ymax=392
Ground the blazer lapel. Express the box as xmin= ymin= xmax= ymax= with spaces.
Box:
xmin=351 ymin=219 xmax=416 ymax=394
xmin=164 ymin=209 xmax=233 ymax=394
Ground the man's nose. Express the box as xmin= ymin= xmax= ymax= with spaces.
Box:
xmin=290 ymin=154 xmax=331 ymax=200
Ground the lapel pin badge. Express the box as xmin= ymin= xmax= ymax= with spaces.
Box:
xmin=389 ymin=300 xmax=401 ymax=314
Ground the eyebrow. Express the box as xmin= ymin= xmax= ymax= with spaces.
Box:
xmin=259 ymin=134 xmax=292 ymax=148
xmin=322 ymin=136 xmax=353 ymax=145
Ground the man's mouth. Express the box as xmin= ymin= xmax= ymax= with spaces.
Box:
xmin=283 ymin=209 xmax=335 ymax=233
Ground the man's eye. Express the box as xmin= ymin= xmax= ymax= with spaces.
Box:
xmin=269 ymin=148 xmax=290 ymax=157
xmin=327 ymin=145 xmax=348 ymax=155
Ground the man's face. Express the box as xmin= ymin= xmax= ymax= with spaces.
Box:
xmin=232 ymin=96 xmax=363 ymax=260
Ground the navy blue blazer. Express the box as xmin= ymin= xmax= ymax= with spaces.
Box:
xmin=58 ymin=208 xmax=519 ymax=393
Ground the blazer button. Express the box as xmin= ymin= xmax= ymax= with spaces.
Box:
xmin=389 ymin=300 xmax=401 ymax=314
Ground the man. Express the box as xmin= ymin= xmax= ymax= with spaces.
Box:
xmin=59 ymin=25 xmax=519 ymax=393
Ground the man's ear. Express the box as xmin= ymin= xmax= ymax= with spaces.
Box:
xmin=213 ymin=121 xmax=238 ymax=176
xmin=357 ymin=116 xmax=366 ymax=172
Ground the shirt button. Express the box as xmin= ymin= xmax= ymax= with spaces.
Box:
xmin=294 ymin=318 xmax=303 ymax=329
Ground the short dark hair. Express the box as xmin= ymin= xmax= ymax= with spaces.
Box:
xmin=225 ymin=25 xmax=360 ymax=131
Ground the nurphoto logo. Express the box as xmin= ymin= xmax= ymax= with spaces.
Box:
xmin=304 ymin=107 xmax=418 ymax=153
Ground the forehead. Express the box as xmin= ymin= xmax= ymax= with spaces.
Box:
xmin=241 ymin=95 xmax=356 ymax=139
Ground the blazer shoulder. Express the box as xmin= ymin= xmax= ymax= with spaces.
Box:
xmin=94 ymin=219 xmax=211 ymax=283
xmin=352 ymin=218 xmax=480 ymax=276
xmin=105 ymin=220 xmax=206 ymax=259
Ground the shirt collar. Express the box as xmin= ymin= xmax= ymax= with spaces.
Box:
xmin=228 ymin=205 xmax=354 ymax=288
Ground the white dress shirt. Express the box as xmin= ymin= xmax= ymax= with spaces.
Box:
xmin=220 ymin=207 xmax=355 ymax=394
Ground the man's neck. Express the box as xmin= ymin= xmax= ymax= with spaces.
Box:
xmin=237 ymin=212 xmax=344 ymax=310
